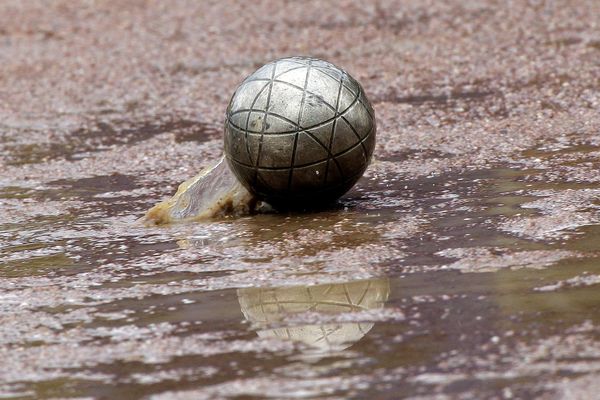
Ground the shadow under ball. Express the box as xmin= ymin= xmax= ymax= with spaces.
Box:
xmin=224 ymin=57 xmax=376 ymax=208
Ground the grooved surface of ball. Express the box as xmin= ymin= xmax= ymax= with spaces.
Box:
xmin=224 ymin=57 xmax=376 ymax=206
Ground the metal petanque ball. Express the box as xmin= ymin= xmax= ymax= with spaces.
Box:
xmin=224 ymin=56 xmax=376 ymax=208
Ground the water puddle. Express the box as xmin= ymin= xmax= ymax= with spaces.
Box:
xmin=2 ymin=139 xmax=600 ymax=399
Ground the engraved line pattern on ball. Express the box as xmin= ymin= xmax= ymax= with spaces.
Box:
xmin=231 ymin=153 xmax=371 ymax=203
xmin=257 ymin=57 xmax=363 ymax=107
xmin=310 ymin=65 xmax=375 ymax=120
xmin=236 ymin=70 xmax=361 ymax=122
xmin=232 ymin=70 xmax=370 ymax=162
xmin=241 ymin=62 xmax=374 ymax=121
xmin=227 ymin=63 xmax=372 ymax=184
xmin=231 ymin=60 xmax=349 ymax=185
xmin=324 ymin=68 xmax=346 ymax=184
xmin=229 ymin=61 xmax=361 ymax=182
xmin=235 ymin=63 xmax=316 ymax=165
xmin=252 ymin=63 xmax=277 ymax=186
xmin=288 ymin=59 xmax=312 ymax=191
xmin=230 ymin=154 xmax=369 ymax=201
xmin=227 ymin=109 xmax=364 ymax=177
xmin=228 ymin=78 xmax=361 ymax=135
xmin=239 ymin=63 xmax=305 ymax=165
xmin=228 ymin=114 xmax=371 ymax=174
xmin=228 ymin=67 xmax=371 ymax=173
xmin=228 ymin=127 xmax=372 ymax=171
xmin=225 ymin=57 xmax=375 ymax=199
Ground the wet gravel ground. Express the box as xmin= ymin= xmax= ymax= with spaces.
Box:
xmin=1 ymin=0 xmax=600 ymax=399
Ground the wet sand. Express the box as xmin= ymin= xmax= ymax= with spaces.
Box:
xmin=1 ymin=0 xmax=600 ymax=398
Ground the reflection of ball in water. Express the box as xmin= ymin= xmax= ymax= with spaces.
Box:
xmin=224 ymin=57 xmax=376 ymax=207
xmin=237 ymin=279 xmax=389 ymax=352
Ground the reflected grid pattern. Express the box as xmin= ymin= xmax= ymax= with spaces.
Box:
xmin=224 ymin=57 xmax=376 ymax=204
xmin=238 ymin=279 xmax=390 ymax=351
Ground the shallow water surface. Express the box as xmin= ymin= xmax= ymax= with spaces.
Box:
xmin=2 ymin=138 xmax=600 ymax=399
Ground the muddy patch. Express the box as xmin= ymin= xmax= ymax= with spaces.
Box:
xmin=2 ymin=119 xmax=220 ymax=166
